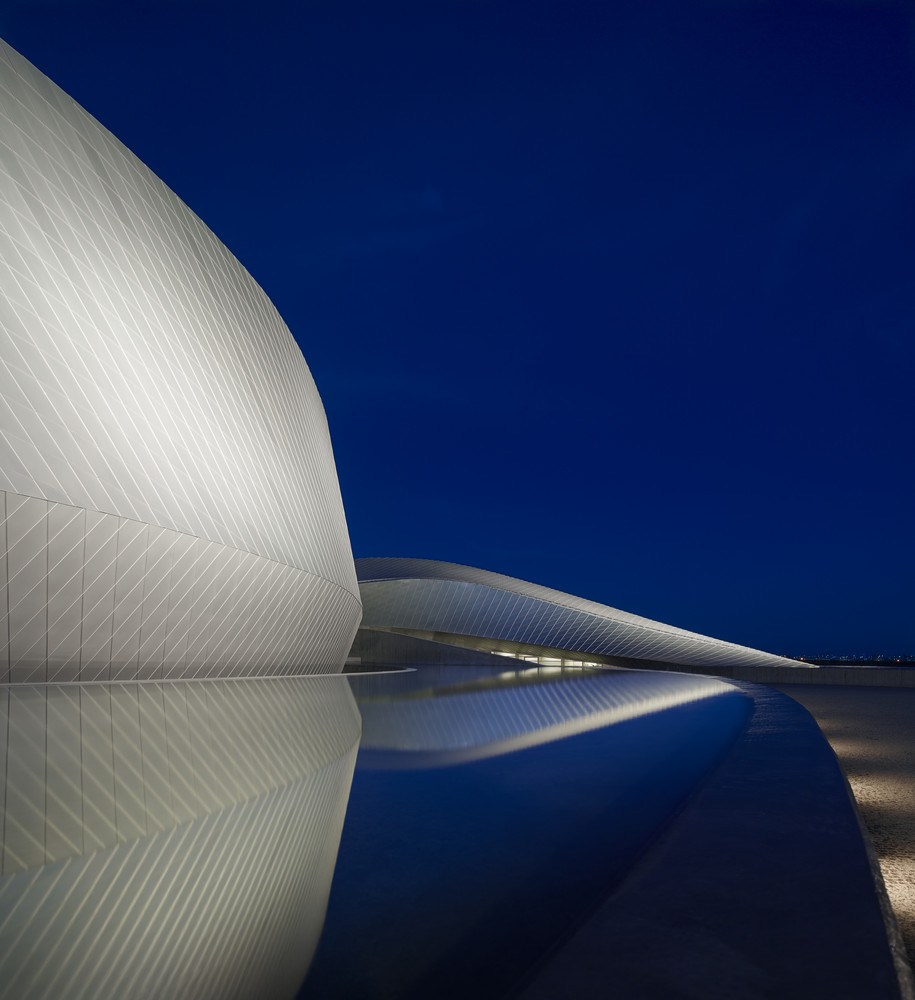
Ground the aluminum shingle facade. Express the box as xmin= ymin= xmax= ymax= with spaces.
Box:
xmin=356 ymin=558 xmax=803 ymax=672
xmin=0 ymin=42 xmax=360 ymax=679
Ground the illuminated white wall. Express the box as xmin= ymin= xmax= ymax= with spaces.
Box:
xmin=0 ymin=41 xmax=360 ymax=680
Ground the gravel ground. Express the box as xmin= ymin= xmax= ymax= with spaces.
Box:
xmin=777 ymin=685 xmax=915 ymax=971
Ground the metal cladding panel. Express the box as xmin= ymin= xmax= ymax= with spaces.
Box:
xmin=0 ymin=496 xmax=361 ymax=681
xmin=0 ymin=42 xmax=360 ymax=677
xmin=356 ymin=558 xmax=803 ymax=671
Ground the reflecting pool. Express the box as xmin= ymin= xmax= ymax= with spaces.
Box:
xmin=0 ymin=676 xmax=360 ymax=1000
xmin=302 ymin=665 xmax=752 ymax=999
xmin=0 ymin=665 xmax=753 ymax=999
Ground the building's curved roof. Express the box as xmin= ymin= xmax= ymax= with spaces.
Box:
xmin=356 ymin=557 xmax=802 ymax=672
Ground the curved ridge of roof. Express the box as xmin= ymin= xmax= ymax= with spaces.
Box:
xmin=354 ymin=557 xmax=798 ymax=664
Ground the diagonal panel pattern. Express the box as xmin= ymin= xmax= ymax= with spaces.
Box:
xmin=0 ymin=493 xmax=361 ymax=681
xmin=0 ymin=43 xmax=361 ymax=677
xmin=356 ymin=558 xmax=803 ymax=672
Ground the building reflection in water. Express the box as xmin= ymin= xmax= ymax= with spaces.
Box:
xmin=0 ymin=676 xmax=361 ymax=1000
xmin=350 ymin=665 xmax=738 ymax=767
xmin=303 ymin=666 xmax=751 ymax=1000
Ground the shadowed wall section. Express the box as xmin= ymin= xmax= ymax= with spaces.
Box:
xmin=0 ymin=41 xmax=360 ymax=679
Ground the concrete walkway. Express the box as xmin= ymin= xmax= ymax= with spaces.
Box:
xmin=777 ymin=686 xmax=915 ymax=971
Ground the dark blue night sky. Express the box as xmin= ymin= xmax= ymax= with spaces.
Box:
xmin=2 ymin=0 xmax=913 ymax=653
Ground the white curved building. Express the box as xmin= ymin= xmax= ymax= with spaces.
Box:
xmin=353 ymin=558 xmax=803 ymax=673
xmin=0 ymin=41 xmax=360 ymax=680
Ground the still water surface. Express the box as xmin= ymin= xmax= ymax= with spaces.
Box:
xmin=0 ymin=665 xmax=751 ymax=999
xmin=302 ymin=665 xmax=752 ymax=999
xmin=0 ymin=676 xmax=360 ymax=1000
